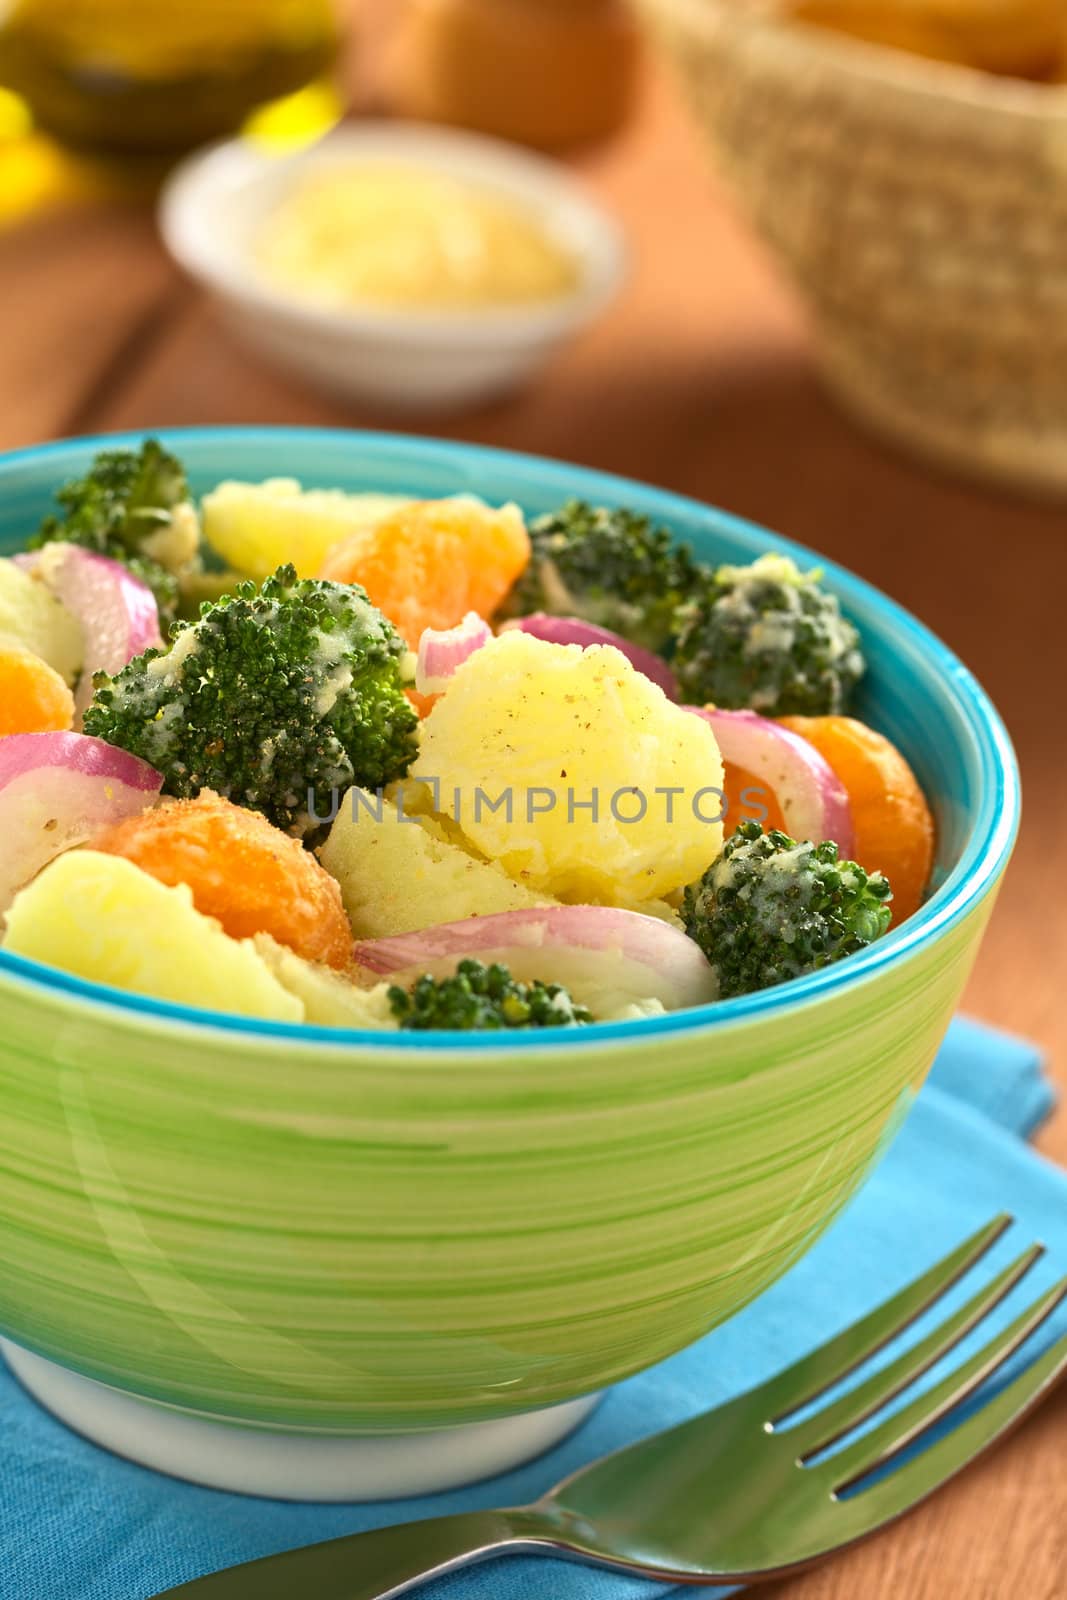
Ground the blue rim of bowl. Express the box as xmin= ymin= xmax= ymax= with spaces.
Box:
xmin=0 ymin=427 xmax=1021 ymax=1053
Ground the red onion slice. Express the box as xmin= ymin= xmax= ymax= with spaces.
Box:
xmin=0 ymin=732 xmax=162 ymax=919
xmin=29 ymin=544 xmax=163 ymax=715
xmin=501 ymin=614 xmax=679 ymax=700
xmin=415 ymin=613 xmax=492 ymax=696
xmin=686 ymin=706 xmax=854 ymax=855
xmin=355 ymin=904 xmax=718 ymax=1017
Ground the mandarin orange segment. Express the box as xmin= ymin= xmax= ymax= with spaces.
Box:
xmin=93 ymin=791 xmax=352 ymax=969
xmin=778 ymin=715 xmax=935 ymax=925
xmin=0 ymin=642 xmax=76 ymax=736
xmin=722 ymin=761 xmax=789 ymax=836
xmin=405 ymin=686 xmax=439 ymax=719
xmin=319 ymin=498 xmax=531 ymax=645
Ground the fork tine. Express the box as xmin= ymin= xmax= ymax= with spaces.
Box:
xmin=824 ymin=1274 xmax=1067 ymax=1494
xmin=790 ymin=1245 xmax=1044 ymax=1461
xmin=764 ymin=1214 xmax=1012 ymax=1426
xmin=832 ymin=1326 xmax=1067 ymax=1540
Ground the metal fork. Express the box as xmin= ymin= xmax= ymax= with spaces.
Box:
xmin=158 ymin=1215 xmax=1067 ymax=1599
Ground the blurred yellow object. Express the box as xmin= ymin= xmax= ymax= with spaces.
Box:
xmin=786 ymin=0 xmax=1064 ymax=78
xmin=254 ymin=164 xmax=582 ymax=310
xmin=393 ymin=0 xmax=640 ymax=150
xmin=0 ymin=0 xmax=342 ymax=154
xmin=243 ymin=78 xmax=343 ymax=151
xmin=0 ymin=85 xmax=32 ymax=138
xmin=0 ymin=134 xmax=104 ymax=225
xmin=0 ymin=88 xmax=132 ymax=226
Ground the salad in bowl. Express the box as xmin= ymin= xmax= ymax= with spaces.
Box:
xmin=0 ymin=437 xmax=935 ymax=1033
xmin=0 ymin=429 xmax=1015 ymax=1499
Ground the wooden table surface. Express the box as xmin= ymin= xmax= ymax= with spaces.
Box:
xmin=1 ymin=51 xmax=1064 ymax=1600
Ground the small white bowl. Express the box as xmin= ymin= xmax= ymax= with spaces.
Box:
xmin=159 ymin=122 xmax=627 ymax=414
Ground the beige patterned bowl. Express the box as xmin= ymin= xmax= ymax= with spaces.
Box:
xmin=638 ymin=0 xmax=1067 ymax=497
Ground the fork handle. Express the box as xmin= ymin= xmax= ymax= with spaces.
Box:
xmin=154 ymin=1507 xmax=559 ymax=1600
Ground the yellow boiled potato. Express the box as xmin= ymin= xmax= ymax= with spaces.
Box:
xmin=319 ymin=786 xmax=553 ymax=939
xmin=3 ymin=850 xmax=302 ymax=1022
xmin=415 ymin=632 xmax=724 ymax=905
xmin=0 ymin=556 xmax=83 ymax=686
xmin=253 ymin=933 xmax=398 ymax=1028
xmin=200 ymin=478 xmax=411 ymax=580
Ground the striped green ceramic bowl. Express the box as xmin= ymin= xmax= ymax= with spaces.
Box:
xmin=0 ymin=431 xmax=1018 ymax=1447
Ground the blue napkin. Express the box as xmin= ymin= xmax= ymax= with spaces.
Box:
xmin=2 ymin=1017 xmax=1060 ymax=1600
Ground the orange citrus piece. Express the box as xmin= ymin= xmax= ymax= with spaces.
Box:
xmin=93 ymin=791 xmax=352 ymax=969
xmin=405 ymin=686 xmax=439 ymax=719
xmin=319 ymin=498 xmax=531 ymax=646
xmin=0 ymin=641 xmax=75 ymax=735
xmin=721 ymin=760 xmax=789 ymax=836
xmin=778 ymin=715 xmax=935 ymax=925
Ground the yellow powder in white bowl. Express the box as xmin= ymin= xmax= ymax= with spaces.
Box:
xmin=253 ymin=163 xmax=582 ymax=312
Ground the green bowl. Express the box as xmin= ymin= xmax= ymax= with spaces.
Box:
xmin=0 ymin=429 xmax=1019 ymax=1498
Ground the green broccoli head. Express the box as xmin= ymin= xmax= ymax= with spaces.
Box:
xmin=672 ymin=554 xmax=865 ymax=716
xmin=681 ymin=820 xmax=892 ymax=998
xmin=499 ymin=500 xmax=701 ymax=654
xmin=30 ymin=439 xmax=199 ymax=625
xmin=83 ymin=563 xmax=419 ymax=835
xmin=388 ymin=959 xmax=594 ymax=1031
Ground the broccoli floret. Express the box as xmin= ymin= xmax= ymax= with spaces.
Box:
xmin=499 ymin=500 xmax=702 ymax=654
xmin=389 ymin=959 xmax=594 ymax=1031
xmin=681 ymin=820 xmax=892 ymax=998
xmin=30 ymin=439 xmax=200 ymax=625
xmin=672 ymin=554 xmax=865 ymax=716
xmin=174 ymin=567 xmax=246 ymax=621
xmin=83 ymin=563 xmax=419 ymax=835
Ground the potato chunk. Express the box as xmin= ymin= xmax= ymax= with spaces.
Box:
xmin=320 ymin=786 xmax=553 ymax=939
xmin=414 ymin=631 xmax=724 ymax=905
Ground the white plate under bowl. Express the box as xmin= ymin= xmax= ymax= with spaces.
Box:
xmin=159 ymin=122 xmax=627 ymax=414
